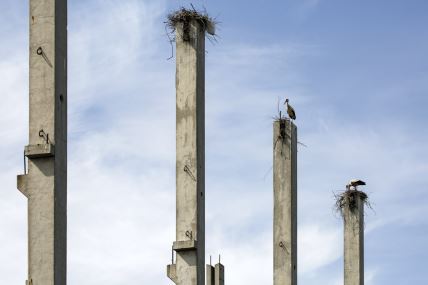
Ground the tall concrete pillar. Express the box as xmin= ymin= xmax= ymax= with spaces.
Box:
xmin=343 ymin=192 xmax=365 ymax=285
xmin=214 ymin=263 xmax=224 ymax=285
xmin=206 ymin=265 xmax=215 ymax=285
xmin=205 ymin=262 xmax=224 ymax=285
xmin=167 ymin=17 xmax=205 ymax=285
xmin=17 ymin=0 xmax=67 ymax=284
xmin=273 ymin=119 xmax=297 ymax=285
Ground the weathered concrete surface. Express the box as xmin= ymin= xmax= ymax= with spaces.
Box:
xmin=206 ymin=265 xmax=215 ymax=285
xmin=273 ymin=120 xmax=297 ymax=285
xmin=167 ymin=264 xmax=178 ymax=284
xmin=17 ymin=1 xmax=67 ymax=284
xmin=344 ymin=193 xmax=365 ymax=285
xmin=214 ymin=263 xmax=224 ymax=285
xmin=167 ymin=19 xmax=205 ymax=285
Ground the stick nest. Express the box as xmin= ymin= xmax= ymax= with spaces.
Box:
xmin=166 ymin=7 xmax=216 ymax=40
xmin=335 ymin=190 xmax=370 ymax=217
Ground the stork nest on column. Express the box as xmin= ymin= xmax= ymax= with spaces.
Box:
xmin=335 ymin=190 xmax=370 ymax=216
xmin=166 ymin=7 xmax=216 ymax=41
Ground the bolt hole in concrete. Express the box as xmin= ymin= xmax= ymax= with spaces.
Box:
xmin=59 ymin=94 xmax=64 ymax=102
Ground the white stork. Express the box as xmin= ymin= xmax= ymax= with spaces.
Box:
xmin=284 ymin=99 xmax=296 ymax=120
xmin=346 ymin=179 xmax=366 ymax=191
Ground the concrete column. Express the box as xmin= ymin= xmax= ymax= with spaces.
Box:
xmin=214 ymin=263 xmax=224 ymax=285
xmin=273 ymin=119 xmax=297 ymax=285
xmin=167 ymin=18 xmax=205 ymax=285
xmin=343 ymin=192 xmax=365 ymax=285
xmin=17 ymin=1 xmax=67 ymax=285
xmin=206 ymin=265 xmax=215 ymax=285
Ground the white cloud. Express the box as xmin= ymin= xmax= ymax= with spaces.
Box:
xmin=0 ymin=53 xmax=27 ymax=152
xmin=0 ymin=4 xmax=29 ymax=284
xmin=299 ymin=225 xmax=341 ymax=273
xmin=68 ymin=136 xmax=175 ymax=284
xmin=365 ymin=267 xmax=379 ymax=285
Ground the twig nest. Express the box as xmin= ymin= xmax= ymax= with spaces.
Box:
xmin=207 ymin=21 xmax=216 ymax=36
xmin=335 ymin=190 xmax=369 ymax=215
xmin=167 ymin=7 xmax=216 ymax=40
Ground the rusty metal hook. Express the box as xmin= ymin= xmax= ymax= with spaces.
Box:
xmin=185 ymin=230 xmax=193 ymax=240
xmin=36 ymin=47 xmax=53 ymax=67
xmin=279 ymin=241 xmax=289 ymax=253
xmin=38 ymin=129 xmax=49 ymax=144
xmin=184 ymin=165 xmax=197 ymax=182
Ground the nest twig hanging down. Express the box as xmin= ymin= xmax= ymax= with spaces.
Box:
xmin=166 ymin=7 xmax=217 ymax=42
xmin=335 ymin=190 xmax=370 ymax=217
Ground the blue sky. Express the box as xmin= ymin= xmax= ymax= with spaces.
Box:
xmin=1 ymin=0 xmax=427 ymax=284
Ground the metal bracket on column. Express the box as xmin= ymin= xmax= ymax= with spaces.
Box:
xmin=24 ymin=144 xmax=55 ymax=158
xmin=173 ymin=240 xmax=198 ymax=252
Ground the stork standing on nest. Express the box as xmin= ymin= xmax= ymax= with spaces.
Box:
xmin=284 ymin=98 xmax=296 ymax=121
xmin=346 ymin=179 xmax=366 ymax=191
